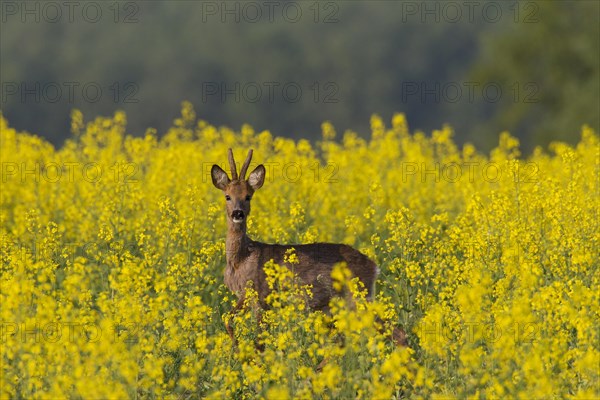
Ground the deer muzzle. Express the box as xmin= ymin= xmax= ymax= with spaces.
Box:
xmin=231 ymin=210 xmax=245 ymax=223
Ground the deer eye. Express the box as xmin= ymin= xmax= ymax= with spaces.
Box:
xmin=225 ymin=195 xmax=231 ymax=201
xmin=245 ymin=195 xmax=251 ymax=201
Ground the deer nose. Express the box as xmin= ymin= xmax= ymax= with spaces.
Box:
xmin=232 ymin=210 xmax=245 ymax=222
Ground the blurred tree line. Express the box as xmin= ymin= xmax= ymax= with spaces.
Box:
xmin=1 ymin=1 xmax=597 ymax=152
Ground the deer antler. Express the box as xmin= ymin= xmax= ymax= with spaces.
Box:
xmin=239 ymin=149 xmax=253 ymax=180
xmin=228 ymin=148 xmax=238 ymax=180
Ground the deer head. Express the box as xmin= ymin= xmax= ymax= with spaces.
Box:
xmin=211 ymin=149 xmax=265 ymax=229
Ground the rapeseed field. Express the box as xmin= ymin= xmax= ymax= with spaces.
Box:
xmin=1 ymin=102 xmax=598 ymax=398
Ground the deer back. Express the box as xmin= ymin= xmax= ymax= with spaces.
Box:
xmin=226 ymin=241 xmax=379 ymax=311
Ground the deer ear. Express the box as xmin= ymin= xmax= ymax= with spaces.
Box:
xmin=248 ymin=164 xmax=265 ymax=190
xmin=211 ymin=165 xmax=230 ymax=190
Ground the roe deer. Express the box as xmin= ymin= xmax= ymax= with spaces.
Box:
xmin=211 ymin=149 xmax=406 ymax=346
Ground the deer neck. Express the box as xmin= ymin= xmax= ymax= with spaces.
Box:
xmin=226 ymin=221 xmax=251 ymax=269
